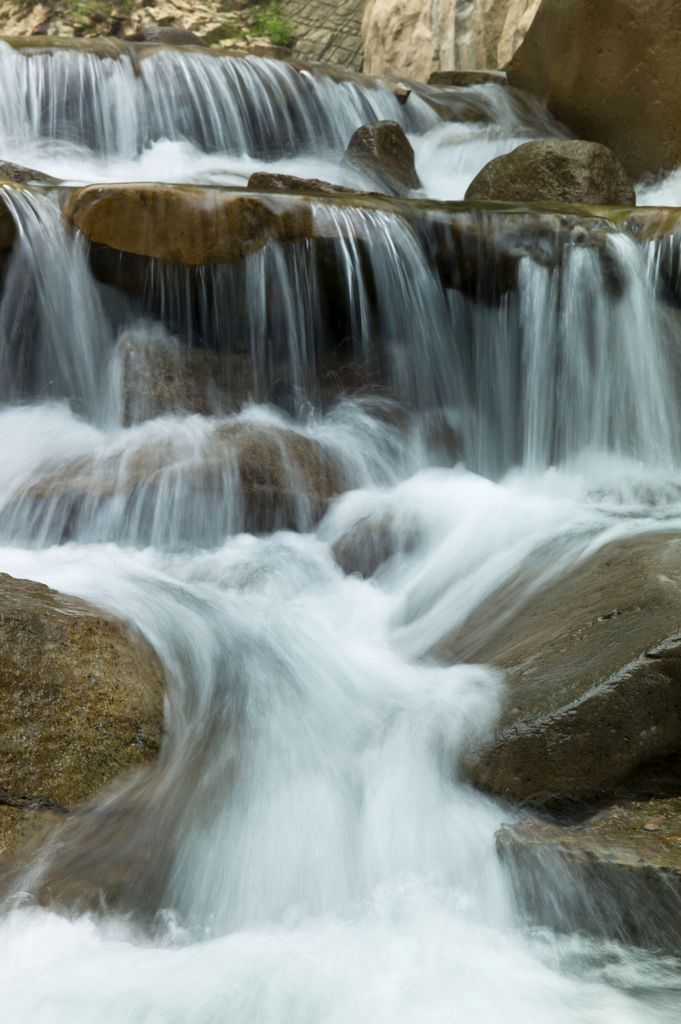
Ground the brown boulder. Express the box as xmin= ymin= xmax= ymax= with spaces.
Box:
xmin=115 ymin=331 xmax=249 ymax=425
xmin=0 ymin=573 xmax=164 ymax=854
xmin=132 ymin=25 xmax=208 ymax=47
xmin=6 ymin=421 xmax=350 ymax=544
xmin=248 ymin=172 xmax=361 ymax=196
xmin=343 ymin=121 xmax=421 ymax=196
xmin=436 ymin=533 xmax=681 ymax=808
xmin=507 ymin=0 xmax=681 ymax=180
xmin=427 ymin=70 xmax=506 ymax=87
xmin=62 ymin=184 xmax=314 ymax=265
xmin=498 ymin=797 xmax=681 ymax=951
xmin=465 ymin=140 xmax=635 ymax=206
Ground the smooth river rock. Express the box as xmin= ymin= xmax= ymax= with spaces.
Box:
xmin=436 ymin=533 xmax=681 ymax=808
xmin=62 ymin=184 xmax=314 ymax=265
xmin=465 ymin=140 xmax=636 ymax=207
xmin=507 ymin=0 xmax=681 ymax=180
xmin=498 ymin=797 xmax=681 ymax=951
xmin=0 ymin=572 xmax=164 ymax=855
xmin=343 ymin=121 xmax=421 ymax=196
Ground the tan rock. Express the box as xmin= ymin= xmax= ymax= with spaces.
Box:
xmin=62 ymin=184 xmax=314 ymax=266
xmin=507 ymin=0 xmax=681 ymax=180
xmin=362 ymin=0 xmax=541 ymax=80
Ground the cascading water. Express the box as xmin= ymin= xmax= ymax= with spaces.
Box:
xmin=0 ymin=38 xmax=680 ymax=1024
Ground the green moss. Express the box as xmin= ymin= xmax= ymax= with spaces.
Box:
xmin=250 ymin=3 xmax=295 ymax=48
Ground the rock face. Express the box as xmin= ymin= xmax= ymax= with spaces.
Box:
xmin=362 ymin=0 xmax=542 ymax=80
xmin=62 ymin=185 xmax=313 ymax=266
xmin=465 ymin=140 xmax=636 ymax=207
xmin=4 ymin=422 xmax=349 ymax=545
xmin=436 ymin=533 xmax=681 ymax=808
xmin=343 ymin=121 xmax=421 ymax=195
xmin=507 ymin=0 xmax=681 ymax=181
xmin=498 ymin=798 xmax=681 ymax=951
xmin=0 ymin=572 xmax=164 ymax=854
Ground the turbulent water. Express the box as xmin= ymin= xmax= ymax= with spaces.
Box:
xmin=0 ymin=40 xmax=680 ymax=1024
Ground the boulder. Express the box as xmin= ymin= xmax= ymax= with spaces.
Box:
xmin=343 ymin=121 xmax=421 ymax=195
xmin=465 ymin=140 xmax=635 ymax=206
xmin=332 ymin=513 xmax=417 ymax=577
xmin=498 ymin=797 xmax=681 ymax=951
xmin=0 ymin=572 xmax=164 ymax=855
xmin=507 ymin=0 xmax=681 ymax=181
xmin=62 ymin=184 xmax=314 ymax=265
xmin=427 ymin=70 xmax=506 ymax=87
xmin=132 ymin=24 xmax=208 ymax=47
xmin=435 ymin=533 xmax=681 ymax=808
xmin=114 ymin=330 xmax=248 ymax=425
xmin=4 ymin=421 xmax=350 ymax=545
xmin=0 ymin=160 xmax=59 ymax=187
xmin=247 ymin=171 xmax=361 ymax=196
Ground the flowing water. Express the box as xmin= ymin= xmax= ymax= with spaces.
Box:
xmin=0 ymin=41 xmax=680 ymax=1023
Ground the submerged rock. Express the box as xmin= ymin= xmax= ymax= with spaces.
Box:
xmin=497 ymin=798 xmax=681 ymax=951
xmin=507 ymin=0 xmax=681 ymax=180
xmin=343 ymin=121 xmax=421 ymax=196
xmin=115 ymin=330 xmax=247 ymax=425
xmin=0 ymin=573 xmax=164 ymax=855
xmin=436 ymin=533 xmax=681 ymax=808
xmin=6 ymin=421 xmax=350 ymax=545
xmin=465 ymin=140 xmax=636 ymax=207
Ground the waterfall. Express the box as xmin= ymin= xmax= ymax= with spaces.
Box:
xmin=0 ymin=38 xmax=679 ymax=1024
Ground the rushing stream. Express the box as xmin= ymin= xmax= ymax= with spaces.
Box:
xmin=0 ymin=40 xmax=681 ymax=1023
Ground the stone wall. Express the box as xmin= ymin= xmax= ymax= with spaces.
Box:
xmin=283 ymin=0 xmax=365 ymax=71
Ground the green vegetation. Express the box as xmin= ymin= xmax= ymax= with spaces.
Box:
xmin=250 ymin=3 xmax=295 ymax=48
xmin=58 ymin=0 xmax=134 ymax=26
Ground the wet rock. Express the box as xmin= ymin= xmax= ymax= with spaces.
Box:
xmin=62 ymin=184 xmax=314 ymax=266
xmin=332 ymin=513 xmax=417 ymax=577
xmin=465 ymin=140 xmax=636 ymax=207
xmin=497 ymin=798 xmax=681 ymax=952
xmin=427 ymin=70 xmax=506 ymax=87
xmin=0 ymin=160 xmax=59 ymax=187
xmin=247 ymin=172 xmax=361 ymax=196
xmin=435 ymin=533 xmax=681 ymax=808
xmin=7 ymin=421 xmax=350 ymax=545
xmin=343 ymin=121 xmax=421 ymax=196
xmin=132 ymin=24 xmax=208 ymax=46
xmin=0 ymin=572 xmax=164 ymax=856
xmin=507 ymin=0 xmax=681 ymax=181
xmin=390 ymin=81 xmax=412 ymax=104
xmin=115 ymin=330 xmax=248 ymax=425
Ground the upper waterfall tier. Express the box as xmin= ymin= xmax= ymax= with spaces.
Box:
xmin=0 ymin=37 xmax=564 ymax=197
